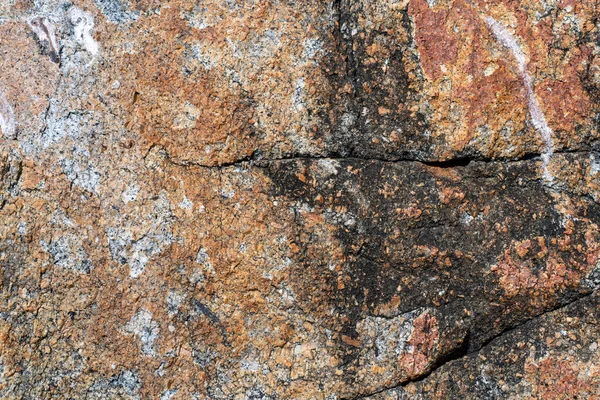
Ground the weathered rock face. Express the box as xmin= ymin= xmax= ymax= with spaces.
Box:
xmin=369 ymin=292 xmax=600 ymax=399
xmin=1 ymin=0 xmax=600 ymax=398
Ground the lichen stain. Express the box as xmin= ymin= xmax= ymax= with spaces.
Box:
xmin=69 ymin=7 xmax=100 ymax=56
xmin=0 ymin=88 xmax=16 ymax=139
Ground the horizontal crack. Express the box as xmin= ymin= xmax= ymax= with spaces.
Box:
xmin=147 ymin=144 xmax=597 ymax=170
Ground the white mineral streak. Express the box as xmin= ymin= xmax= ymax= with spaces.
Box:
xmin=0 ymin=88 xmax=16 ymax=139
xmin=69 ymin=7 xmax=100 ymax=56
xmin=486 ymin=17 xmax=555 ymax=183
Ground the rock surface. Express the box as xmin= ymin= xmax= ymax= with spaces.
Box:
xmin=0 ymin=0 xmax=599 ymax=398
xmin=369 ymin=291 xmax=600 ymax=399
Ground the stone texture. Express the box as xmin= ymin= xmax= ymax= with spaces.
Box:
xmin=370 ymin=292 xmax=600 ymax=399
xmin=1 ymin=0 xmax=600 ymax=398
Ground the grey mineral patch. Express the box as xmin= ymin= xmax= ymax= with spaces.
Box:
xmin=584 ymin=258 xmax=600 ymax=289
xmin=19 ymin=106 xmax=93 ymax=154
xmin=122 ymin=184 xmax=139 ymax=203
xmin=106 ymin=226 xmax=132 ymax=264
xmin=591 ymin=154 xmax=600 ymax=176
xmin=40 ymin=235 xmax=93 ymax=273
xmin=292 ymin=77 xmax=306 ymax=110
xmin=0 ymin=151 xmax=22 ymax=195
xmin=340 ymin=112 xmax=356 ymax=134
xmin=182 ymin=3 xmax=221 ymax=31
xmin=178 ymin=195 xmax=193 ymax=210
xmin=187 ymin=43 xmax=216 ymax=71
xmin=192 ymin=346 xmax=216 ymax=368
xmin=0 ymin=356 xmax=5 ymax=385
xmin=475 ymin=367 xmax=505 ymax=399
xmin=316 ymin=159 xmax=340 ymax=177
xmin=303 ymin=37 xmax=322 ymax=60
xmin=60 ymin=157 xmax=102 ymax=193
xmin=196 ymin=247 xmax=210 ymax=265
xmin=247 ymin=29 xmax=281 ymax=60
xmin=189 ymin=269 xmax=206 ymax=285
xmin=357 ymin=309 xmax=424 ymax=364
xmin=123 ymin=309 xmax=160 ymax=357
xmin=129 ymin=235 xmax=164 ymax=277
xmin=94 ymin=0 xmax=140 ymax=24
xmin=114 ymin=370 xmax=142 ymax=395
xmin=166 ymin=291 xmax=185 ymax=316
xmin=159 ymin=388 xmax=178 ymax=400
xmin=107 ymin=226 xmax=174 ymax=278
xmin=220 ymin=188 xmax=235 ymax=199
xmin=245 ymin=387 xmax=274 ymax=400
xmin=17 ymin=221 xmax=27 ymax=235
xmin=87 ymin=369 xmax=141 ymax=399
xmin=106 ymin=192 xmax=175 ymax=278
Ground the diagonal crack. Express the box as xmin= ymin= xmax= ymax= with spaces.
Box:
xmin=351 ymin=289 xmax=599 ymax=399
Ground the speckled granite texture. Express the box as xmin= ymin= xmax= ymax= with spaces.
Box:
xmin=1 ymin=0 xmax=600 ymax=398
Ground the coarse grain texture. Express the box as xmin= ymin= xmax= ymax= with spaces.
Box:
xmin=1 ymin=0 xmax=600 ymax=398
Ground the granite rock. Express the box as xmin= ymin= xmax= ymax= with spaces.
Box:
xmin=1 ymin=0 xmax=600 ymax=398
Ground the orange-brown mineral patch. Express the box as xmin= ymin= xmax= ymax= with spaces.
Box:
xmin=524 ymin=355 xmax=600 ymax=399
xmin=106 ymin=0 xmax=333 ymax=166
xmin=408 ymin=0 xmax=459 ymax=83
xmin=408 ymin=0 xmax=599 ymax=157
xmin=492 ymin=220 xmax=600 ymax=307
xmin=400 ymin=312 xmax=439 ymax=379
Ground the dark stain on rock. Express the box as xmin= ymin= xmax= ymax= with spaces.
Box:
xmin=263 ymin=155 xmax=600 ymax=380
xmin=192 ymin=299 xmax=229 ymax=346
xmin=330 ymin=0 xmax=431 ymax=160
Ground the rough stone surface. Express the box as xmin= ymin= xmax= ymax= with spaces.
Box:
xmin=370 ymin=292 xmax=600 ymax=399
xmin=1 ymin=0 xmax=600 ymax=398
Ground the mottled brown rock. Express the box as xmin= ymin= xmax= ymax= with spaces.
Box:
xmin=1 ymin=0 xmax=600 ymax=399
